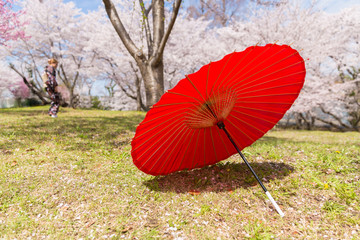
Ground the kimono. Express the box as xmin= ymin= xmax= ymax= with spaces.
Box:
xmin=44 ymin=65 xmax=60 ymax=116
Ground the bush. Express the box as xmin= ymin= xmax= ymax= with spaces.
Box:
xmin=23 ymin=98 xmax=42 ymax=107
xmin=91 ymin=96 xmax=103 ymax=109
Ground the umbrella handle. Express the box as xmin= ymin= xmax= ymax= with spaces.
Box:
xmin=217 ymin=121 xmax=285 ymax=217
xmin=265 ymin=191 xmax=285 ymax=217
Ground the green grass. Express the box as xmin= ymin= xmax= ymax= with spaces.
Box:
xmin=0 ymin=106 xmax=359 ymax=239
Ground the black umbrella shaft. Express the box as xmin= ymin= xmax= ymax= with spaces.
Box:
xmin=217 ymin=122 xmax=267 ymax=193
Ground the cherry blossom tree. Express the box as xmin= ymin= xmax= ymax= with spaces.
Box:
xmin=80 ymin=8 xmax=146 ymax=110
xmin=1 ymin=0 xmax=358 ymax=130
xmin=187 ymin=0 xmax=246 ymax=27
xmin=0 ymin=0 xmax=26 ymax=45
xmin=0 ymin=0 xmax=26 ymax=100
xmin=4 ymin=0 xmax=97 ymax=107
xmin=216 ymin=0 xmax=360 ymax=130
xmin=186 ymin=0 xmax=285 ymax=27
xmin=102 ymin=0 xmax=182 ymax=110
xmin=0 ymin=59 xmax=20 ymax=97
xmin=85 ymin=7 xmax=224 ymax=111
xmin=9 ymin=80 xmax=29 ymax=105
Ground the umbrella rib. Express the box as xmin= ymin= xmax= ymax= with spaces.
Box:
xmin=226 ymin=118 xmax=255 ymax=144
xmin=133 ymin=112 xmax=185 ymax=141
xmin=230 ymin=114 xmax=267 ymax=135
xmin=153 ymin=102 xmax=198 ymax=108
xmin=185 ymin=75 xmax=207 ymax=103
xmin=216 ymin=87 xmax=228 ymax=118
xmin=188 ymin=102 xmax=217 ymax=121
xmin=177 ymin=129 xmax=197 ymax=171
xmin=218 ymin=44 xmax=277 ymax=90
xmin=132 ymin=117 xmax=184 ymax=154
xmin=138 ymin=107 xmax=188 ymax=125
xmin=236 ymin=81 xmax=305 ymax=97
xmin=134 ymin=120 xmax=184 ymax=159
xmin=230 ymin=50 xmax=303 ymax=90
xmin=241 ymin=60 xmax=305 ymax=86
xmin=235 ymin=100 xmax=295 ymax=105
xmin=186 ymin=108 xmax=217 ymax=126
xmin=192 ymin=130 xmax=201 ymax=169
xmin=237 ymin=92 xmax=302 ymax=99
xmin=213 ymin=87 xmax=221 ymax=119
xmin=152 ymin=126 xmax=192 ymax=174
xmin=215 ymin=126 xmax=231 ymax=156
xmin=226 ymin=45 xmax=291 ymax=87
xmin=206 ymin=62 xmax=211 ymax=99
xmin=209 ymin=127 xmax=218 ymax=164
xmin=210 ymin=51 xmax=237 ymax=95
xmin=166 ymin=128 xmax=195 ymax=173
xmin=139 ymin=122 xmax=187 ymax=170
xmin=152 ymin=102 xmax=216 ymax=126
xmin=219 ymin=87 xmax=236 ymax=119
xmin=204 ymin=128 xmax=207 ymax=167
xmin=234 ymin=70 xmax=306 ymax=94
xmin=167 ymin=90 xmax=203 ymax=105
xmin=231 ymin=109 xmax=278 ymax=125
xmin=233 ymin=61 xmax=305 ymax=92
xmin=213 ymin=86 xmax=232 ymax=121
xmin=185 ymin=75 xmax=219 ymax=122
xmin=226 ymin=87 xmax=237 ymax=114
xmin=233 ymin=105 xmax=285 ymax=114
xmin=210 ymin=45 xmax=260 ymax=95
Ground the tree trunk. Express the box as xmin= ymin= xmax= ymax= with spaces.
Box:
xmin=58 ymin=64 xmax=79 ymax=108
xmin=137 ymin=60 xmax=164 ymax=110
xmin=102 ymin=0 xmax=182 ymax=110
xmin=135 ymin=71 xmax=143 ymax=111
xmin=299 ymin=112 xmax=314 ymax=130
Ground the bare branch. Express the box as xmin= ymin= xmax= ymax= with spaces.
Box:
xmin=145 ymin=1 xmax=153 ymax=15
xmin=102 ymin=0 xmax=144 ymax=60
xmin=319 ymin=105 xmax=352 ymax=130
xmin=9 ymin=64 xmax=49 ymax=104
xmin=153 ymin=0 xmax=182 ymax=66
xmin=139 ymin=0 xmax=153 ymax=57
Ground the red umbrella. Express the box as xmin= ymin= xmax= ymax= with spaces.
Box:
xmin=131 ymin=44 xmax=306 ymax=216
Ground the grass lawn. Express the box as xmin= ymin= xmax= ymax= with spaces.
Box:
xmin=0 ymin=106 xmax=359 ymax=239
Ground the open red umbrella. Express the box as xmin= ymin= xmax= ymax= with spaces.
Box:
xmin=131 ymin=43 xmax=306 ymax=216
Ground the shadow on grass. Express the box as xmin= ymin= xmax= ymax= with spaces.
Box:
xmin=143 ymin=161 xmax=294 ymax=194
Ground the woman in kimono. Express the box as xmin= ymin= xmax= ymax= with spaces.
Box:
xmin=44 ymin=58 xmax=60 ymax=118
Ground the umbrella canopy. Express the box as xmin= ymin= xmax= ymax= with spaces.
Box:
xmin=132 ymin=43 xmax=306 ymax=216
xmin=132 ymin=44 xmax=306 ymax=176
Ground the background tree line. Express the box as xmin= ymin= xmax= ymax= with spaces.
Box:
xmin=0 ymin=0 xmax=359 ymax=131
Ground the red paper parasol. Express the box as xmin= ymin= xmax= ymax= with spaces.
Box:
xmin=131 ymin=44 xmax=306 ymax=216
